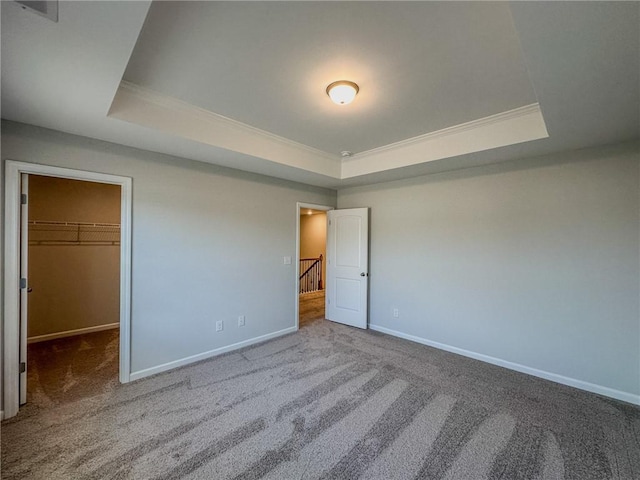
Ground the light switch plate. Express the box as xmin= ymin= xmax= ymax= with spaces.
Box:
xmin=284 ymin=256 xmax=292 ymax=265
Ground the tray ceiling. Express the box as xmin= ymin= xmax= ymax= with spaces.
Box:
xmin=122 ymin=2 xmax=537 ymax=156
xmin=2 ymin=1 xmax=638 ymax=188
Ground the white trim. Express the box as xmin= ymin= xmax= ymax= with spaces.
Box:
xmin=129 ymin=326 xmax=297 ymax=381
xmin=341 ymin=103 xmax=549 ymax=178
xmin=111 ymin=82 xmax=341 ymax=178
xmin=111 ymin=83 xmax=549 ymax=183
xmin=27 ymin=323 xmax=120 ymax=344
xmin=117 ymin=81 xmax=333 ymax=159
xmin=4 ymin=163 xmax=21 ymax=419
xmin=19 ymin=173 xmax=28 ymax=404
xmin=295 ymin=202 xmax=334 ymax=331
xmin=351 ymin=104 xmax=543 ymax=158
xmin=3 ymin=161 xmax=133 ymax=419
xmin=369 ymin=324 xmax=640 ymax=406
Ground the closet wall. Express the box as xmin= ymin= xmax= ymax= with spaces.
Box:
xmin=27 ymin=175 xmax=121 ymax=340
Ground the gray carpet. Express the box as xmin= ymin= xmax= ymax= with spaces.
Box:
xmin=25 ymin=329 xmax=120 ymax=408
xmin=2 ymin=318 xmax=639 ymax=479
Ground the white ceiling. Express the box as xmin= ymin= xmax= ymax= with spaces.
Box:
xmin=123 ymin=2 xmax=536 ymax=155
xmin=2 ymin=1 xmax=638 ymax=189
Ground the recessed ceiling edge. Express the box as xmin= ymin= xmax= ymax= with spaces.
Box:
xmin=109 ymin=82 xmax=548 ymax=181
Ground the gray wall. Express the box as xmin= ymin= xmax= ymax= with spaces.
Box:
xmin=338 ymin=142 xmax=640 ymax=398
xmin=1 ymin=121 xmax=336 ymax=378
xmin=2 ymin=120 xmax=638 ymax=406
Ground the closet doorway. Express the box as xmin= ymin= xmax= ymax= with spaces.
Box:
xmin=25 ymin=175 xmax=121 ymax=407
xmin=4 ymin=161 xmax=132 ymax=419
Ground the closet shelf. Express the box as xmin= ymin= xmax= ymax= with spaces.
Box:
xmin=28 ymin=221 xmax=121 ymax=245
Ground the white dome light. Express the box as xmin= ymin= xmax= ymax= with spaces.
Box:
xmin=326 ymin=80 xmax=359 ymax=105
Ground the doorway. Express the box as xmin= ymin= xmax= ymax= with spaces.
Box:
xmin=26 ymin=175 xmax=121 ymax=407
xmin=3 ymin=161 xmax=132 ymax=419
xmin=295 ymin=203 xmax=333 ymax=329
xmin=295 ymin=203 xmax=370 ymax=330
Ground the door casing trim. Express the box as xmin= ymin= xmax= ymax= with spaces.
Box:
xmin=3 ymin=160 xmax=133 ymax=418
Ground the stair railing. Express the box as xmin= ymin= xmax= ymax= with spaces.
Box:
xmin=299 ymin=254 xmax=323 ymax=294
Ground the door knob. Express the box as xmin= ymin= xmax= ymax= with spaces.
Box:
xmin=360 ymin=272 xmax=366 ymax=277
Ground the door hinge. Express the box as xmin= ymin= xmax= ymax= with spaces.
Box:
xmin=20 ymin=278 xmax=27 ymax=289
xmin=21 ymin=193 xmax=27 ymax=205
xmin=19 ymin=362 xmax=26 ymax=374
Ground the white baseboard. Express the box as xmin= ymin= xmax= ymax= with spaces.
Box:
xmin=27 ymin=323 xmax=120 ymax=344
xmin=129 ymin=326 xmax=297 ymax=382
xmin=369 ymin=324 xmax=640 ymax=406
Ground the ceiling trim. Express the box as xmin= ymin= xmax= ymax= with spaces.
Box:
xmin=342 ymin=103 xmax=549 ymax=178
xmin=110 ymin=81 xmax=549 ymax=182
xmin=109 ymin=81 xmax=342 ymax=178
xmin=356 ymin=104 xmax=543 ymax=157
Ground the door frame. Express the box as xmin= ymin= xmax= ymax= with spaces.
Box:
xmin=295 ymin=202 xmax=334 ymax=330
xmin=3 ymin=160 xmax=133 ymax=419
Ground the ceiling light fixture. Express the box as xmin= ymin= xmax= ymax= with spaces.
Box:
xmin=326 ymin=80 xmax=359 ymax=105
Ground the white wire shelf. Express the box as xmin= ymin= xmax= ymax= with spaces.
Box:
xmin=28 ymin=221 xmax=121 ymax=245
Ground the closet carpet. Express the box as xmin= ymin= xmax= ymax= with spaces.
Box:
xmin=25 ymin=328 xmax=120 ymax=408
xmin=2 ymin=319 xmax=639 ymax=479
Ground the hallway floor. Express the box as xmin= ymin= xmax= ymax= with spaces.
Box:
xmin=299 ymin=290 xmax=325 ymax=327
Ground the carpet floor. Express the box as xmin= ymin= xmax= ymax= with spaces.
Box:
xmin=25 ymin=329 xmax=120 ymax=408
xmin=2 ymin=318 xmax=639 ymax=479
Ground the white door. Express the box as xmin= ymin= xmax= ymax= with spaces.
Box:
xmin=19 ymin=174 xmax=29 ymax=405
xmin=326 ymin=208 xmax=369 ymax=329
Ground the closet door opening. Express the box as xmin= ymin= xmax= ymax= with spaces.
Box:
xmin=4 ymin=160 xmax=132 ymax=419
xmin=24 ymin=175 xmax=122 ymax=407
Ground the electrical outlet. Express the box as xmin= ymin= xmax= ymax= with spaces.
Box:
xmin=216 ymin=320 xmax=223 ymax=332
xmin=238 ymin=315 xmax=245 ymax=327
xmin=393 ymin=308 xmax=399 ymax=318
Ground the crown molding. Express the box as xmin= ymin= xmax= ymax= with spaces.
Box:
xmin=109 ymin=82 xmax=548 ymax=181
xmin=109 ymin=81 xmax=342 ymax=178
xmin=349 ymin=104 xmax=543 ymax=159
xmin=117 ymin=81 xmax=337 ymax=159
xmin=341 ymin=103 xmax=548 ymax=178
